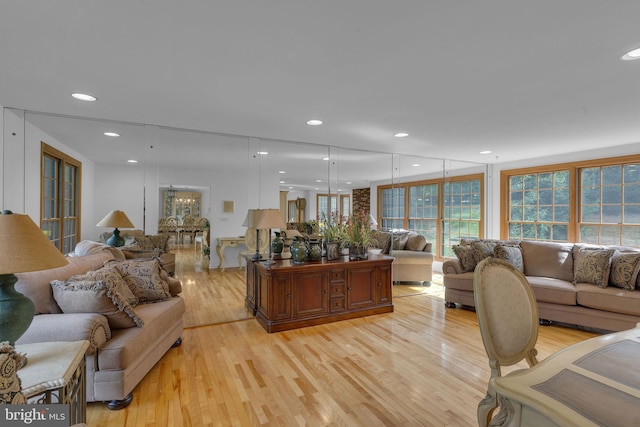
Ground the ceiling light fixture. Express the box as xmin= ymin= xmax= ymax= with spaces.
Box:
xmin=104 ymin=132 xmax=120 ymax=137
xmin=411 ymin=164 xmax=421 ymax=167
xmin=622 ymin=47 xmax=640 ymax=61
xmin=394 ymin=132 xmax=409 ymax=138
xmin=278 ymin=170 xmax=286 ymax=174
xmin=257 ymin=151 xmax=269 ymax=155
xmin=127 ymin=159 xmax=138 ymax=163
xmin=307 ymin=119 xmax=323 ymax=126
xmin=279 ymin=181 xmax=285 ymax=184
xmin=71 ymin=93 xmax=97 ymax=101
xmin=480 ymin=150 xmax=492 ymax=154
xmin=322 ymin=157 xmax=330 ymax=161
xmin=316 ymin=179 xmax=322 ymax=183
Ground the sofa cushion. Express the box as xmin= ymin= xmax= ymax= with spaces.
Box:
xmin=520 ymin=240 xmax=574 ymax=282
xmin=452 ymin=244 xmax=477 ymax=272
xmin=51 ymin=277 xmax=144 ymax=329
xmin=96 ymin=297 xmax=185 ymax=370
xmin=609 ymin=251 xmax=640 ymax=290
xmin=105 ymin=258 xmax=171 ymax=303
xmin=576 ymin=283 xmax=640 ymax=317
xmin=15 ymin=251 xmax=116 ymax=315
xmin=405 ymin=233 xmax=427 ymax=251
xmin=493 ymin=244 xmax=524 ymax=273
xmin=527 ymin=277 xmax=577 ymax=306
xmin=573 ymin=247 xmax=615 ymax=287
xmin=70 ymin=265 xmax=137 ymax=306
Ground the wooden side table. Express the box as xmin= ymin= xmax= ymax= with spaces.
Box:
xmin=16 ymin=341 xmax=90 ymax=425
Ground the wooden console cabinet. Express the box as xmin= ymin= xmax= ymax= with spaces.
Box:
xmin=247 ymin=255 xmax=394 ymax=332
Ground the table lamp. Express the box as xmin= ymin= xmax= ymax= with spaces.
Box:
xmin=0 ymin=210 xmax=68 ymax=346
xmin=243 ymin=209 xmax=262 ymax=260
xmin=255 ymin=209 xmax=287 ymax=262
xmin=96 ymin=210 xmax=135 ymax=247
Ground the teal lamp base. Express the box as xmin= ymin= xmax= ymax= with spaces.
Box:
xmin=0 ymin=273 xmax=35 ymax=346
xmin=106 ymin=228 xmax=125 ymax=247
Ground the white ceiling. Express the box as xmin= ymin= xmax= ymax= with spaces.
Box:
xmin=2 ymin=1 xmax=640 ymax=173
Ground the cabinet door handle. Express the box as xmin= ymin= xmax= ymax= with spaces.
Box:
xmin=287 ymin=294 xmax=291 ymax=298
xmin=378 ymin=283 xmax=381 ymax=286
xmin=323 ymin=289 xmax=328 ymax=293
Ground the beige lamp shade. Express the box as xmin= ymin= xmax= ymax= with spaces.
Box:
xmin=255 ymin=209 xmax=287 ymax=230
xmin=242 ymin=209 xmax=260 ymax=228
xmin=0 ymin=211 xmax=68 ymax=274
xmin=96 ymin=210 xmax=135 ymax=228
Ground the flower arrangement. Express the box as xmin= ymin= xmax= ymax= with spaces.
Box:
xmin=338 ymin=210 xmax=377 ymax=249
xmin=320 ymin=211 xmax=344 ymax=243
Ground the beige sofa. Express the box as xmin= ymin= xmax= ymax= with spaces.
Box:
xmin=15 ymin=241 xmax=185 ymax=409
xmin=443 ymin=239 xmax=640 ymax=332
xmin=373 ymin=230 xmax=434 ymax=284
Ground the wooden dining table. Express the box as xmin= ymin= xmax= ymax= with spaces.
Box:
xmin=490 ymin=325 xmax=640 ymax=427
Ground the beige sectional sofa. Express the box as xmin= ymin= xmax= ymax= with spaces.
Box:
xmin=373 ymin=230 xmax=434 ymax=284
xmin=15 ymin=241 xmax=185 ymax=409
xmin=443 ymin=239 xmax=640 ymax=332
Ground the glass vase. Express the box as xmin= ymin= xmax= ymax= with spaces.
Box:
xmin=348 ymin=244 xmax=368 ymax=260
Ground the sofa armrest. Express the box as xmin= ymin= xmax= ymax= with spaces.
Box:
xmin=442 ymin=258 xmax=465 ymax=274
xmin=16 ymin=313 xmax=112 ymax=354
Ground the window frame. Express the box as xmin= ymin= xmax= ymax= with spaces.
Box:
xmin=41 ymin=142 xmax=82 ymax=253
xmin=501 ymin=154 xmax=640 ymax=245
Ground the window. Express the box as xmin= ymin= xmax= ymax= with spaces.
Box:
xmin=442 ymin=176 xmax=483 ymax=257
xmin=379 ymin=174 xmax=483 ymax=258
xmin=501 ymin=155 xmax=640 ymax=246
xmin=579 ymin=163 xmax=640 ymax=245
xmin=41 ymin=143 xmax=81 ymax=253
xmin=317 ymin=193 xmax=350 ymax=220
xmin=380 ymin=187 xmax=404 ymax=229
xmin=506 ymin=170 xmax=570 ymax=241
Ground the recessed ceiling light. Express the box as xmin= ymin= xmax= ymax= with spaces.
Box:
xmin=71 ymin=93 xmax=97 ymax=101
xmin=289 ymin=186 xmax=294 ymax=189
xmin=622 ymin=47 xmax=640 ymax=61
xmin=316 ymin=179 xmax=322 ymax=182
xmin=278 ymin=170 xmax=286 ymax=174
xmin=346 ymin=181 xmax=352 ymax=184
xmin=322 ymin=157 xmax=330 ymax=161
xmin=279 ymin=181 xmax=285 ymax=184
xmin=257 ymin=151 xmax=268 ymax=155
xmin=394 ymin=132 xmax=409 ymax=138
xmin=314 ymin=188 xmax=319 ymax=190
xmin=104 ymin=132 xmax=120 ymax=137
xmin=480 ymin=150 xmax=492 ymax=154
xmin=307 ymin=119 xmax=323 ymax=126
xmin=411 ymin=163 xmax=421 ymax=167
xmin=127 ymin=159 xmax=138 ymax=163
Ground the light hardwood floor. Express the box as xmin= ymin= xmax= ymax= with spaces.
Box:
xmin=86 ymin=247 xmax=598 ymax=426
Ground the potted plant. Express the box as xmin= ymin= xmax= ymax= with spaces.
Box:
xmin=321 ymin=212 xmax=343 ymax=260
xmin=339 ymin=210 xmax=377 ymax=260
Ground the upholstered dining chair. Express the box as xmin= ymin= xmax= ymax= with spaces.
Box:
xmin=180 ymin=216 xmax=197 ymax=244
xmin=473 ymin=257 xmax=540 ymax=427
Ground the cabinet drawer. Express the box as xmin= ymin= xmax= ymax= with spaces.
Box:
xmin=330 ymin=284 xmax=345 ymax=297
xmin=330 ymin=270 xmax=345 ymax=280
xmin=330 ymin=297 xmax=345 ymax=312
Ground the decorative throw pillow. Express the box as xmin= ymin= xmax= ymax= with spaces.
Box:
xmin=609 ymin=251 xmax=640 ymax=290
xmin=146 ymin=234 xmax=170 ymax=253
xmin=70 ymin=265 xmax=137 ymax=306
xmin=405 ymin=233 xmax=427 ymax=251
xmin=0 ymin=342 xmax=26 ymax=404
xmin=453 ymin=244 xmax=477 ymax=272
xmin=493 ymin=244 xmax=524 ymax=273
xmin=51 ymin=279 xmax=144 ymax=329
xmin=132 ymin=236 xmax=156 ymax=252
xmin=573 ymin=247 xmax=615 ymax=287
xmin=373 ymin=231 xmax=393 ymax=254
xmin=472 ymin=240 xmax=496 ymax=264
xmin=391 ymin=232 xmax=410 ymax=250
xmin=106 ymin=258 xmax=171 ymax=304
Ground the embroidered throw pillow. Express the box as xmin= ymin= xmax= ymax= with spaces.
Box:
xmin=453 ymin=244 xmax=477 ymax=272
xmin=573 ymin=247 xmax=614 ymax=287
xmin=493 ymin=244 xmax=524 ymax=273
xmin=106 ymin=258 xmax=171 ymax=303
xmin=609 ymin=251 xmax=640 ymax=290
